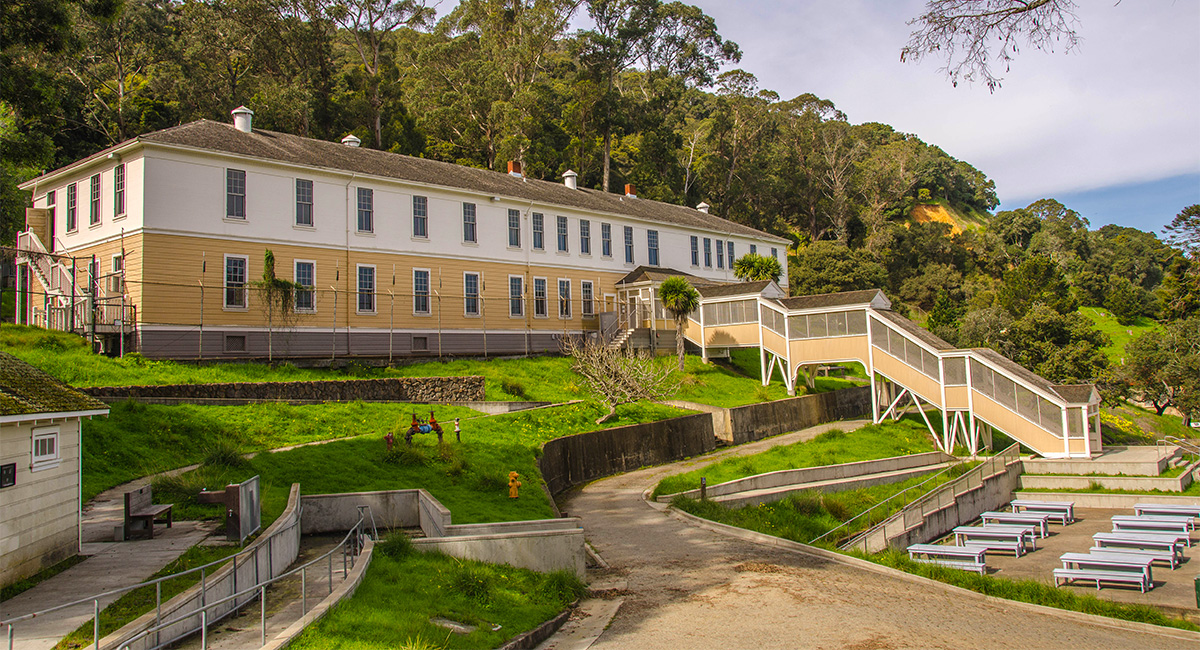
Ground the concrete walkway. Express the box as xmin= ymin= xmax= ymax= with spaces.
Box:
xmin=554 ymin=420 xmax=1200 ymax=649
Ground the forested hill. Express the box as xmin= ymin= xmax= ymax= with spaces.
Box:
xmin=1 ymin=0 xmax=995 ymax=247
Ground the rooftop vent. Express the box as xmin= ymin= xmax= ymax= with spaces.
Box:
xmin=507 ymin=160 xmax=523 ymax=177
xmin=341 ymin=134 xmax=361 ymax=147
xmin=562 ymin=169 xmax=578 ymax=190
xmin=231 ymin=106 xmax=253 ymax=133
xmin=624 ymin=183 xmax=636 ymax=198
xmin=697 ymin=202 xmax=710 ymax=213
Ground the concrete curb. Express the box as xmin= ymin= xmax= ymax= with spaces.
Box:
xmin=497 ymin=601 xmax=577 ymax=650
xmin=659 ymin=501 xmax=1200 ymax=642
xmin=261 ymin=538 xmax=376 ymax=650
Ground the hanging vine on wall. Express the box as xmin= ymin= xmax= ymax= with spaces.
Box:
xmin=253 ymin=249 xmax=302 ymax=362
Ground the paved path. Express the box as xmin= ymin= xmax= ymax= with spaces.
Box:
xmin=558 ymin=420 xmax=1200 ymax=650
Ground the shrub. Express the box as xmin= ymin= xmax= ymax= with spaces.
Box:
xmin=821 ymin=495 xmax=852 ymax=521
xmin=535 ymin=570 xmax=587 ymax=606
xmin=377 ymin=532 xmax=414 ymax=559
xmin=449 ymin=562 xmax=494 ymax=602
xmin=753 ymin=385 xmax=772 ymax=402
xmin=151 ymin=472 xmax=212 ymax=506
xmin=788 ymin=493 xmax=824 ymax=516
xmin=501 ymin=378 xmax=527 ymax=399
xmin=202 ymin=440 xmax=248 ymax=469
xmin=383 ymin=445 xmax=428 ymax=466
xmin=813 ymin=428 xmax=845 ymax=443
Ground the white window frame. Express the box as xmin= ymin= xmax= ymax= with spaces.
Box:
xmin=703 ymin=238 xmax=712 ymax=268
xmin=357 ymin=264 xmax=377 ymax=314
xmin=412 ymin=268 xmax=431 ymax=316
xmin=647 ymin=230 xmax=659 ymax=266
xmin=224 ymin=254 xmax=249 ymax=310
xmin=356 ymin=187 xmax=374 ymax=233
xmin=226 ymin=169 xmax=246 ymax=220
xmin=509 ymin=275 xmax=524 ymax=318
xmin=558 ymin=278 xmax=572 ymax=319
xmin=463 ymin=272 xmax=481 ymax=317
xmin=580 ymin=219 xmax=591 ymax=255
xmin=463 ymin=202 xmax=478 ymax=243
xmin=508 ymin=208 xmax=522 ymax=249
xmin=691 ymin=236 xmax=699 ymax=267
xmin=31 ymin=427 xmax=60 ymax=471
xmin=556 ymin=215 xmax=569 ymax=253
xmin=89 ymin=173 xmax=101 ymax=227
xmin=109 ymin=254 xmax=124 ymax=294
xmin=113 ymin=163 xmax=126 ymax=219
xmin=66 ymin=183 xmax=78 ymax=232
xmin=581 ymin=280 xmax=595 ymax=318
xmin=293 ymin=260 xmax=316 ymax=312
xmin=716 ymin=239 xmax=724 ymax=269
xmin=295 ymin=178 xmax=314 ymax=227
xmin=412 ymin=195 xmax=428 ymax=239
xmin=623 ymin=226 xmax=634 ymax=264
xmin=533 ymin=277 xmax=548 ymax=318
xmin=727 ymin=241 xmax=734 ymax=265
xmin=601 ymin=223 xmax=612 ymax=258
xmin=532 ymin=212 xmax=545 ymax=251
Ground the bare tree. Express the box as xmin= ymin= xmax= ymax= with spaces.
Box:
xmin=901 ymin=0 xmax=1080 ymax=92
xmin=560 ymin=334 xmax=676 ymax=424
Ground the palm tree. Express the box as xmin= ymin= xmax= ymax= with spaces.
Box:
xmin=733 ymin=252 xmax=783 ymax=282
xmin=658 ymin=276 xmax=700 ymax=371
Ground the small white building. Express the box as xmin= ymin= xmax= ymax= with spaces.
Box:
xmin=0 ymin=352 xmax=108 ymax=588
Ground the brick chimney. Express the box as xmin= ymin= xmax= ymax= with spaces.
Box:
xmin=508 ymin=160 xmax=523 ymax=177
xmin=624 ymin=183 xmax=636 ymax=198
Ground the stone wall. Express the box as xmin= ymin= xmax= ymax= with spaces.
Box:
xmin=539 ymin=412 xmax=717 ymax=496
xmin=728 ymin=386 xmax=871 ymax=444
xmin=83 ymin=376 xmax=485 ymax=405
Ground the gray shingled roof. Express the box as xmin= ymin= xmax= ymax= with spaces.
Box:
xmin=697 ymin=281 xmax=773 ymax=298
xmin=125 ymin=120 xmax=790 ymax=243
xmin=874 ymin=309 xmax=956 ymax=351
xmin=969 ymin=347 xmax=1064 ymax=397
xmin=1050 ymin=384 xmax=1098 ymax=405
xmin=0 ymin=353 xmax=108 ymax=416
xmin=615 ymin=266 xmax=719 ymax=286
xmin=776 ymin=289 xmax=887 ymax=312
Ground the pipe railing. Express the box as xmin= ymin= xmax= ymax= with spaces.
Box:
xmin=114 ymin=514 xmax=371 ymax=650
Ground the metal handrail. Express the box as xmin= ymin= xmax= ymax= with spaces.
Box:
xmin=116 ymin=514 xmax=371 ymax=650
xmin=1164 ymin=436 xmax=1200 ymax=464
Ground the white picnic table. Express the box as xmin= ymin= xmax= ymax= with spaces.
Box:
xmin=979 ymin=510 xmax=1051 ymax=537
xmin=953 ymin=524 xmax=1037 ymax=551
xmin=1134 ymin=503 xmax=1200 ymax=519
xmin=1112 ymin=514 xmax=1193 ymax=534
xmin=1010 ymin=499 xmax=1074 ymax=523
xmin=1094 ymin=531 xmax=1190 ymax=555
xmin=907 ymin=544 xmax=987 ymax=563
xmin=1088 ymin=545 xmax=1180 ymax=569
xmin=1060 ymin=551 xmax=1155 ymax=585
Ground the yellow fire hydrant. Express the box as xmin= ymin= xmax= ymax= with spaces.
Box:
xmin=508 ymin=471 xmax=521 ymax=499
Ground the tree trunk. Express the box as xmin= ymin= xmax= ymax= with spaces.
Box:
xmin=602 ymin=127 xmax=612 ymax=192
xmin=676 ymin=315 xmax=686 ymax=371
xmin=595 ymin=402 xmax=618 ymax=425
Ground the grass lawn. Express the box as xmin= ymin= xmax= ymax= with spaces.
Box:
xmin=652 ymin=418 xmax=939 ymax=499
xmin=858 ymin=549 xmax=1197 ymax=632
xmin=54 ymin=545 xmax=240 ymax=649
xmin=1101 ymin=403 xmax=1193 ymax=445
xmin=673 ymin=462 xmax=975 ymax=547
xmin=289 ymin=538 xmax=585 ymax=650
xmin=1078 ymin=307 xmax=1160 ymax=364
xmin=144 ymin=401 xmax=690 ymax=525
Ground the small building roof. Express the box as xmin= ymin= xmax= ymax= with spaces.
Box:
xmin=873 ymin=309 xmax=956 ymax=351
xmin=697 ymin=281 xmax=776 ymax=299
xmin=1050 ymin=384 xmax=1100 ymax=405
xmin=0 ymin=352 xmax=108 ymax=419
xmin=615 ymin=266 xmax=719 ymax=287
xmin=969 ymin=347 xmax=1098 ymax=404
xmin=775 ymin=289 xmax=890 ymax=312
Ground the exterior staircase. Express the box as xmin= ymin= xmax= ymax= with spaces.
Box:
xmin=607 ymin=327 xmax=636 ymax=351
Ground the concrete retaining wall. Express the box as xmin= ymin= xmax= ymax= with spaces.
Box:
xmin=413 ymin=528 xmax=586 ymax=577
xmin=658 ymin=451 xmax=954 ymax=502
xmin=539 ymin=412 xmax=717 ymax=496
xmin=1015 ymin=491 xmax=1200 ymax=509
xmin=712 ymin=465 xmax=949 ymax=510
xmin=83 ymin=376 xmax=485 ymax=405
xmin=301 ymin=490 xmax=420 ymax=533
xmin=1023 ymin=450 xmax=1169 ymax=477
xmin=728 ymin=387 xmax=871 ymax=445
xmin=102 ymin=484 xmax=303 ymax=650
xmin=1019 ymin=463 xmax=1196 ymax=493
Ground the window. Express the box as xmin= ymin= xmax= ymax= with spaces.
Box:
xmin=556 ymin=216 xmax=569 ymax=252
xmin=413 ymin=269 xmax=430 ymax=315
xmin=508 ymin=209 xmax=521 ymax=248
xmin=771 ymin=247 xmax=778 ymax=259
xmin=727 ymin=241 xmax=734 ymax=265
xmin=558 ymin=279 xmax=571 ymax=318
xmin=225 ymin=255 xmax=248 ymax=309
xmin=580 ymin=219 xmax=591 ymax=254
xmin=66 ymin=183 xmax=77 ymax=231
xmin=647 ymin=230 xmax=659 ymax=266
xmin=356 ymin=187 xmax=373 ymax=233
xmin=226 ymin=169 xmax=246 ymax=219
xmin=716 ymin=239 xmax=724 ymax=269
xmin=690 ymin=236 xmax=699 ymax=266
xmin=294 ymin=261 xmax=315 ymax=311
xmin=581 ymin=280 xmax=594 ymax=317
xmin=114 ymin=164 xmax=126 ymax=217
xmin=509 ymin=276 xmax=524 ymax=317
xmin=464 ymin=272 xmax=480 ymax=316
xmin=533 ymin=278 xmax=547 ymax=318
xmin=295 ymin=179 xmax=314 ymax=226
xmin=703 ymin=238 xmax=712 ymax=267
xmin=532 ymin=213 xmax=544 ymax=250
xmin=89 ymin=174 xmax=100 ymax=225
xmin=413 ymin=196 xmax=428 ymax=238
xmin=750 ymin=244 xmax=757 ymax=255
xmin=109 ymin=255 xmax=124 ymax=294
xmin=31 ymin=428 xmax=59 ymax=470
xmin=601 ymin=223 xmax=612 ymax=257
xmin=463 ymin=203 xmax=477 ymax=243
xmin=623 ymin=226 xmax=634 ymax=263
xmin=357 ymin=265 xmax=376 ymax=313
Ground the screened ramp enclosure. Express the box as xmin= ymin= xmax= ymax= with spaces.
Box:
xmin=679 ymin=284 xmax=1100 ymax=459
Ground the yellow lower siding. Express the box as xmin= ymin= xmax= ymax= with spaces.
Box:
xmin=972 ymin=392 xmax=1064 ymax=456
xmin=873 ymin=348 xmax=943 ymax=408
xmin=944 ymin=385 xmax=969 ymax=409
xmin=760 ymin=328 xmax=787 ymax=357
xmin=704 ymin=322 xmax=762 ymax=348
xmin=787 ymin=336 xmax=867 ymax=372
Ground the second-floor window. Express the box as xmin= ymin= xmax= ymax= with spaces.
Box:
xmin=463 ymin=203 xmax=477 ymax=243
xmin=691 ymin=236 xmax=699 ymax=266
xmin=771 ymin=247 xmax=778 ymax=259
xmin=226 ymin=169 xmax=246 ymax=219
xmin=413 ymin=196 xmax=428 ymax=238
xmin=623 ymin=226 xmax=634 ymax=264
xmin=750 ymin=244 xmax=757 ymax=255
xmin=294 ymin=261 xmax=315 ymax=311
xmin=647 ymin=230 xmax=659 ymax=266
xmin=225 ymin=255 xmax=247 ymax=308
xmin=464 ymin=272 xmax=480 ymax=316
xmin=532 ymin=213 xmax=544 ymax=250
xmin=114 ymin=164 xmax=126 ymax=217
xmin=580 ymin=220 xmax=591 ymax=254
xmin=727 ymin=241 xmax=735 ymax=265
xmin=295 ymin=179 xmax=313 ymax=226
xmin=413 ymin=269 xmax=430 ymax=315
xmin=89 ymin=174 xmax=100 ymax=226
xmin=356 ymin=188 xmax=373 ymax=233
xmin=357 ymin=265 xmax=376 ymax=312
xmin=601 ymin=223 xmax=612 ymax=257
xmin=66 ymin=184 xmax=77 ymax=232
xmin=716 ymin=239 xmax=724 ymax=269
xmin=508 ymin=209 xmax=521 ymax=248
xmin=703 ymin=238 xmax=712 ymax=267
xmin=556 ymin=216 xmax=569 ymax=252
xmin=534 ymin=278 xmax=547 ymax=317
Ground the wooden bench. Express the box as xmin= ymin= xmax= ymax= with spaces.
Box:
xmin=1060 ymin=552 xmax=1154 ymax=586
xmin=1134 ymin=503 xmax=1200 ymax=519
xmin=961 ymin=540 xmax=1025 ymax=557
xmin=1112 ymin=515 xmax=1193 ymax=534
xmin=979 ymin=511 xmax=1051 ymax=537
xmin=1053 ymin=568 xmax=1148 ymax=593
xmin=1011 ymin=499 xmax=1074 ymax=524
xmin=1093 ymin=531 xmax=1188 ymax=557
xmin=1088 ymin=546 xmax=1179 ymax=570
xmin=124 ymin=485 xmax=173 ymax=540
xmin=911 ymin=557 xmax=987 ymax=574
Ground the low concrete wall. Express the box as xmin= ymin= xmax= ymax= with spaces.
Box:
xmin=1015 ymin=492 xmax=1200 ymax=509
xmin=414 ymin=528 xmax=586 ymax=577
xmin=301 ymin=490 xmax=420 ymax=533
xmin=659 ymin=452 xmax=953 ymax=502
xmin=418 ymin=490 xmax=452 ymax=539
xmin=1019 ymin=463 xmax=1196 ymax=493
xmin=728 ymin=386 xmax=871 ymax=445
xmin=539 ymin=412 xmax=717 ymax=496
xmin=83 ymin=376 xmax=485 ymax=405
xmin=660 ymin=399 xmax=730 ymax=441
xmin=713 ymin=465 xmax=948 ymax=510
xmin=261 ymin=539 xmax=375 ymax=650
xmin=102 ymin=484 xmax=303 ymax=650
xmin=1023 ymin=449 xmax=1169 ymax=477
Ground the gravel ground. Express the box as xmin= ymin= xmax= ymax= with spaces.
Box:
xmin=559 ymin=421 xmax=1200 ymax=650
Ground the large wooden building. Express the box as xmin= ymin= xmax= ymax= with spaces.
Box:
xmin=15 ymin=107 xmax=790 ymax=360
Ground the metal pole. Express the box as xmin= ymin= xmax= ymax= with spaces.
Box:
xmin=260 ymin=586 xmax=267 ymax=647
xmin=156 ymin=581 xmax=162 ymax=646
xmin=93 ymin=599 xmax=99 ymax=650
xmin=343 ymin=543 xmax=348 ymax=578
xmin=70 ymin=258 xmax=77 ymax=332
xmin=388 ymin=290 xmax=394 ymax=365
xmin=7 ymin=622 xmax=12 ymax=650
xmin=201 ymin=610 xmax=208 ymax=650
xmin=200 ymin=568 xmax=206 ymax=607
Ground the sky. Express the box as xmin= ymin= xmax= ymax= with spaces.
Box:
xmin=674 ymin=1 xmax=1200 ymax=233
